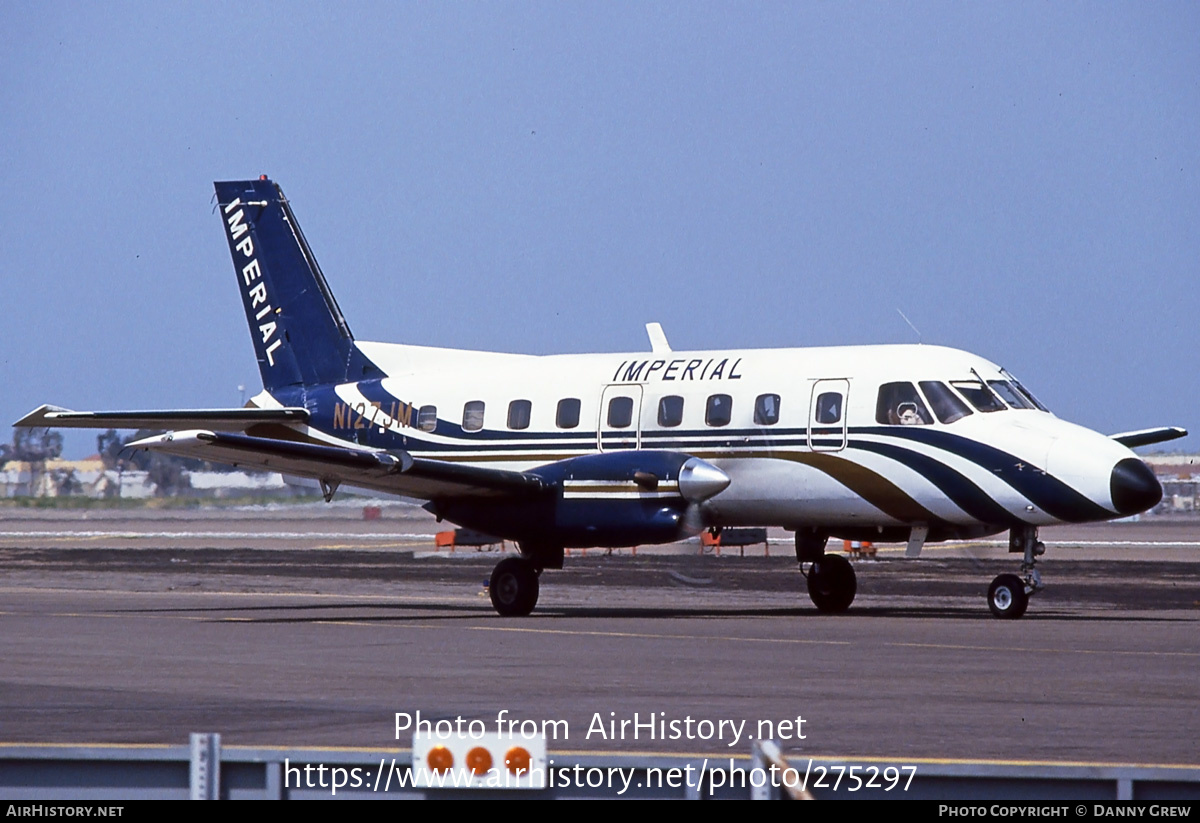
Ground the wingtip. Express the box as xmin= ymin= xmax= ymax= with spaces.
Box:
xmin=12 ymin=404 xmax=72 ymax=427
xmin=1110 ymin=426 xmax=1190 ymax=449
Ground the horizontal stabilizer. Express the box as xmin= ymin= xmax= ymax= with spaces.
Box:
xmin=128 ymin=430 xmax=547 ymax=500
xmin=1108 ymin=427 xmax=1188 ymax=449
xmin=13 ymin=404 xmax=310 ymax=431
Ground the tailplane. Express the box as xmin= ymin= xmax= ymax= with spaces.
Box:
xmin=213 ymin=177 xmax=381 ymax=391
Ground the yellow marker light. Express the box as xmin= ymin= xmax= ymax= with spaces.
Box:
xmin=426 ymin=745 xmax=454 ymax=773
xmin=465 ymin=746 xmax=493 ymax=776
xmin=505 ymin=746 xmax=532 ymax=774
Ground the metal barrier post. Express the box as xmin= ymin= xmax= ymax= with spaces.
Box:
xmin=189 ymin=732 xmax=221 ymax=800
xmin=751 ymin=740 xmax=774 ymax=799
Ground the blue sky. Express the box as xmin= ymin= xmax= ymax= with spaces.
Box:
xmin=2 ymin=3 xmax=1196 ymax=457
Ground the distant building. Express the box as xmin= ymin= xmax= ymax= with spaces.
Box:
xmin=4 ymin=453 xmax=1197 ymax=511
xmin=0 ymin=456 xmax=302 ymax=500
xmin=1141 ymin=453 xmax=1198 ymax=513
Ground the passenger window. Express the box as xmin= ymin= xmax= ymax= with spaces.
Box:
xmin=919 ymin=381 xmax=972 ymax=424
xmin=462 ymin=400 xmax=485 ymax=431
xmin=557 ymin=398 xmax=581 ymax=429
xmin=507 ymin=399 xmax=532 ymax=430
xmin=658 ymin=395 xmax=684 ymax=427
xmin=607 ymin=396 xmax=634 ymax=429
xmin=815 ymin=392 xmax=842 ymax=424
xmin=706 ymin=394 xmax=732 ymax=427
xmin=951 ymin=381 xmax=1005 ymax=413
xmin=988 ymin=380 xmax=1034 ymax=410
xmin=875 ymin=383 xmax=933 ymax=425
xmin=417 ymin=405 xmax=438 ymax=432
xmin=754 ymin=394 xmax=780 ymax=426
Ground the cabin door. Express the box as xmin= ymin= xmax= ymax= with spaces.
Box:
xmin=597 ymin=384 xmax=643 ymax=451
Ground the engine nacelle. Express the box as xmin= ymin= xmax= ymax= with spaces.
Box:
xmin=427 ymin=451 xmax=730 ymax=548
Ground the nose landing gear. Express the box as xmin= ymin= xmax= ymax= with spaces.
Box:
xmin=806 ymin=553 xmax=857 ymax=613
xmin=989 ymin=526 xmax=1045 ymax=619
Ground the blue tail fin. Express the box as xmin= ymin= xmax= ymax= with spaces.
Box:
xmin=213 ymin=177 xmax=382 ymax=391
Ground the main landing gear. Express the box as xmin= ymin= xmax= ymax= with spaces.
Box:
xmin=489 ymin=556 xmax=540 ymax=616
xmin=487 ymin=542 xmax=563 ymax=617
xmin=795 ymin=529 xmax=857 ymax=614
xmin=988 ymin=525 xmax=1045 ymax=619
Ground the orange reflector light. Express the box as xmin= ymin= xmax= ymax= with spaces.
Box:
xmin=411 ymin=733 xmax=546 ymax=789
xmin=505 ymin=746 xmax=532 ymax=774
xmin=426 ymin=745 xmax=454 ymax=773
xmin=465 ymin=746 xmax=493 ymax=776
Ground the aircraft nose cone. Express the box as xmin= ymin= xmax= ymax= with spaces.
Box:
xmin=1110 ymin=458 xmax=1162 ymax=515
xmin=678 ymin=457 xmax=731 ymax=503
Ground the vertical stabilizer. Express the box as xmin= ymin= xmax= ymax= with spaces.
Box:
xmin=213 ymin=177 xmax=381 ymax=391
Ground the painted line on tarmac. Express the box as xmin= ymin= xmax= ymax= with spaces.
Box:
xmin=298 ymin=621 xmax=854 ymax=646
xmin=311 ymin=621 xmax=1196 ymax=659
xmin=890 ymin=640 xmax=1200 ymax=658
xmin=469 ymin=624 xmax=852 ymax=645
xmin=0 ymin=585 xmax=438 ymax=598
xmin=0 ymin=739 xmax=1194 ymax=771
xmin=3 ymin=590 xmax=1197 ymax=658
xmin=545 ymin=749 xmax=1200 ymax=770
xmin=13 ymin=609 xmax=1197 ymax=658
xmin=0 ymin=530 xmax=437 ymax=540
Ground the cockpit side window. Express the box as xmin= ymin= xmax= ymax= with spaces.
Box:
xmin=988 ymin=380 xmax=1034 ymax=410
xmin=919 ymin=381 xmax=972 ymax=424
xmin=876 ymin=383 xmax=933 ymax=425
xmin=951 ymin=381 xmax=1006 ymax=413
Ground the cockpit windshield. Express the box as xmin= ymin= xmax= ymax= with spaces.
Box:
xmin=950 ymin=381 xmax=1006 ymax=413
xmin=1001 ymin=369 xmax=1051 ymax=412
xmin=919 ymin=381 xmax=973 ymax=424
xmin=987 ymin=380 xmax=1034 ymax=410
xmin=877 ymin=373 xmax=1050 ymax=426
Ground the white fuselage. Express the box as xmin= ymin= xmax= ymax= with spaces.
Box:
xmin=261 ymin=340 xmax=1142 ymax=537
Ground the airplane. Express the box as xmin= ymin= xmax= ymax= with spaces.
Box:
xmin=15 ymin=176 xmax=1187 ymax=619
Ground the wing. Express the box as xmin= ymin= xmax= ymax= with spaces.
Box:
xmin=1109 ymin=427 xmax=1188 ymax=449
xmin=14 ymin=404 xmax=310 ymax=432
xmin=127 ymin=430 xmax=548 ymax=500
xmin=15 ymin=404 xmax=548 ymax=501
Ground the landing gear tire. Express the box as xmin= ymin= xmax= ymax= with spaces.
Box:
xmin=988 ymin=573 xmax=1028 ymax=619
xmin=489 ymin=557 xmax=540 ymax=617
xmin=807 ymin=554 xmax=857 ymax=614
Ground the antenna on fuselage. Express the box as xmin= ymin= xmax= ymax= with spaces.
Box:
xmin=645 ymin=322 xmax=671 ymax=353
xmin=896 ymin=308 xmax=923 ymax=344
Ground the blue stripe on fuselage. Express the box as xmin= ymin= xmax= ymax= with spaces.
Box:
xmin=858 ymin=427 xmax=1114 ymax=522
xmin=296 ymin=389 xmax=1110 ymax=524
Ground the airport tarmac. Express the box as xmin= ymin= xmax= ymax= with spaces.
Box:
xmin=0 ymin=503 xmax=1197 ymax=766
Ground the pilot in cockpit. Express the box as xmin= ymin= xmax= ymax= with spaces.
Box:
xmin=878 ymin=382 xmax=933 ymax=426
